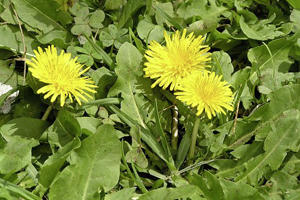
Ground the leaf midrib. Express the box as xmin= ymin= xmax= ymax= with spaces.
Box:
xmin=128 ymin=83 xmax=146 ymax=128
xmin=81 ymin=150 xmax=95 ymax=200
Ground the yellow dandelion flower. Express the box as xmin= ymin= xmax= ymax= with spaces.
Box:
xmin=175 ymin=72 xmax=234 ymax=119
xmin=27 ymin=45 xmax=97 ymax=106
xmin=144 ymin=29 xmax=211 ymax=91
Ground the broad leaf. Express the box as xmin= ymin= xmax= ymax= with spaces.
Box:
xmin=45 ymin=110 xmax=81 ymax=148
xmin=39 ymin=137 xmax=81 ymax=188
xmin=0 ymin=117 xmax=49 ymax=140
xmin=48 ymin=125 xmax=121 ymax=200
xmin=0 ymin=136 xmax=38 ymax=174
xmin=11 ymin=0 xmax=71 ymax=33
xmin=236 ymin=109 xmax=300 ymax=185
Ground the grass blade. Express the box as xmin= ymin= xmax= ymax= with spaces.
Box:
xmin=0 ymin=178 xmax=41 ymax=200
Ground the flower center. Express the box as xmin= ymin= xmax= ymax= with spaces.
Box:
xmin=169 ymin=51 xmax=194 ymax=77
xmin=196 ymin=84 xmax=217 ymax=104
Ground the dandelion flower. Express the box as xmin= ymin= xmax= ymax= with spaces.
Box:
xmin=144 ymin=29 xmax=211 ymax=91
xmin=175 ymin=72 xmax=234 ymax=119
xmin=27 ymin=45 xmax=97 ymax=106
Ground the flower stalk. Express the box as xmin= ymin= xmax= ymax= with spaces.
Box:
xmin=188 ymin=117 xmax=201 ymax=163
xmin=41 ymin=105 xmax=53 ymax=121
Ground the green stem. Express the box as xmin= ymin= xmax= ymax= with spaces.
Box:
xmin=188 ymin=117 xmax=201 ymax=163
xmin=41 ymin=105 xmax=53 ymax=121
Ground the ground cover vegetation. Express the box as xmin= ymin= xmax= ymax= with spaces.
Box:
xmin=0 ymin=0 xmax=300 ymax=199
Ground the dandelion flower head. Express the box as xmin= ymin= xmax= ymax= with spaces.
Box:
xmin=27 ymin=45 xmax=97 ymax=106
xmin=144 ymin=29 xmax=211 ymax=91
xmin=175 ymin=72 xmax=234 ymax=119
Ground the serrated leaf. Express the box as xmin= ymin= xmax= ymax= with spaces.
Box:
xmin=236 ymin=109 xmax=300 ymax=185
xmin=240 ymin=15 xmax=291 ymax=40
xmin=220 ymin=179 xmax=265 ymax=200
xmin=248 ymin=84 xmax=300 ymax=122
xmin=190 ymin=171 xmax=224 ymax=200
xmin=248 ymin=37 xmax=294 ymax=91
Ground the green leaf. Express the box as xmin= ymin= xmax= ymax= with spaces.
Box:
xmin=118 ymin=0 xmax=145 ymax=28
xmin=175 ymin=133 xmax=191 ymax=169
xmin=137 ymin=17 xmax=165 ymax=44
xmin=178 ymin=0 xmax=226 ymax=33
xmin=267 ymin=171 xmax=298 ymax=199
xmin=12 ymin=87 xmax=44 ymax=118
xmin=0 ymin=87 xmax=18 ymax=110
xmin=48 ymin=125 xmax=121 ymax=200
xmin=0 ymin=117 xmax=49 ymax=140
xmin=11 ymin=0 xmax=72 ymax=33
xmin=220 ymin=179 xmax=265 ymax=200
xmin=138 ymin=185 xmax=199 ymax=200
xmin=39 ymin=137 xmax=81 ymax=188
xmin=154 ymin=99 xmax=173 ymax=165
xmin=153 ymin=4 xmax=182 ymax=30
xmin=84 ymin=34 xmax=114 ymax=68
xmin=125 ymin=147 xmax=148 ymax=169
xmin=71 ymin=24 xmax=91 ymax=36
xmin=37 ymin=30 xmax=68 ymax=48
xmin=249 ymin=84 xmax=300 ymax=122
xmin=0 ymin=136 xmax=38 ymax=174
xmin=291 ymin=9 xmax=300 ymax=31
xmin=211 ymin=51 xmax=234 ymax=82
xmin=0 ymin=178 xmax=41 ymax=200
xmin=286 ymin=0 xmax=300 ymax=9
xmin=240 ymin=15 xmax=292 ymax=41
xmin=45 ymin=110 xmax=81 ymax=148
xmin=108 ymin=42 xmax=147 ymax=127
xmin=104 ymin=0 xmax=125 ymax=10
xmin=236 ymin=109 xmax=300 ymax=185
xmin=154 ymin=2 xmax=175 ymax=26
xmin=89 ymin=10 xmax=105 ymax=29
xmin=109 ymin=105 xmax=168 ymax=163
xmin=248 ymin=37 xmax=294 ymax=91
xmin=105 ymin=188 xmax=136 ymax=200
xmin=177 ymin=0 xmax=226 ymax=21
xmin=248 ymin=38 xmax=294 ymax=73
xmin=99 ymin=24 xmax=129 ymax=49
xmin=0 ymin=25 xmax=36 ymax=56
xmin=76 ymin=117 xmax=102 ymax=135
xmin=190 ymin=171 xmax=224 ymax=200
